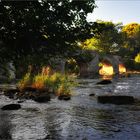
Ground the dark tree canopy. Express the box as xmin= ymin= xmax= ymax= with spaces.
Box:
xmin=0 ymin=0 xmax=96 ymax=65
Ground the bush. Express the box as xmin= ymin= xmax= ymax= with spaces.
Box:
xmin=18 ymin=71 xmax=76 ymax=96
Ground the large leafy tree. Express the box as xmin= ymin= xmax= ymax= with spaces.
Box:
xmin=0 ymin=0 xmax=96 ymax=66
xmin=121 ymin=23 xmax=140 ymax=58
xmin=121 ymin=23 xmax=140 ymax=69
xmin=80 ymin=20 xmax=122 ymax=54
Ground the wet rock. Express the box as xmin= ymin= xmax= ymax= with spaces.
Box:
xmin=97 ymin=95 xmax=134 ymax=105
xmin=33 ymin=94 xmax=51 ymax=103
xmin=96 ymin=80 xmax=112 ymax=85
xmin=4 ymin=89 xmax=20 ymax=94
xmin=1 ymin=104 xmax=21 ymax=110
xmin=58 ymin=95 xmax=71 ymax=100
xmin=17 ymin=100 xmax=25 ymax=103
xmin=89 ymin=93 xmax=95 ymax=96
xmin=3 ymin=87 xmax=52 ymax=103
xmin=22 ymin=87 xmax=37 ymax=92
xmin=4 ymin=89 xmax=20 ymax=99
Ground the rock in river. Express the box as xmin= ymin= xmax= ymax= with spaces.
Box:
xmin=96 ymin=80 xmax=112 ymax=85
xmin=33 ymin=94 xmax=51 ymax=103
xmin=1 ymin=104 xmax=21 ymax=110
xmin=89 ymin=93 xmax=95 ymax=96
xmin=97 ymin=95 xmax=134 ymax=105
xmin=4 ymin=89 xmax=20 ymax=99
xmin=58 ymin=95 xmax=71 ymax=101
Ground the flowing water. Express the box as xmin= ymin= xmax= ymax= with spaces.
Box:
xmin=0 ymin=75 xmax=140 ymax=140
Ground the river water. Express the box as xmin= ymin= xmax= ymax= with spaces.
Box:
xmin=0 ymin=75 xmax=140 ymax=140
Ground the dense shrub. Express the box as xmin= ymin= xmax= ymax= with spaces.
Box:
xmin=18 ymin=70 xmax=76 ymax=96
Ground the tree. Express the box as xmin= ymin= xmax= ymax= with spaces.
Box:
xmin=80 ymin=20 xmax=122 ymax=54
xmin=121 ymin=23 xmax=140 ymax=69
xmin=121 ymin=23 xmax=140 ymax=58
xmin=0 ymin=0 xmax=96 ymax=67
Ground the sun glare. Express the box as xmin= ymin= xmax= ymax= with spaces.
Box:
xmin=99 ymin=63 xmax=126 ymax=76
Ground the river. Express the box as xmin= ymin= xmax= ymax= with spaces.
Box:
xmin=0 ymin=74 xmax=140 ymax=140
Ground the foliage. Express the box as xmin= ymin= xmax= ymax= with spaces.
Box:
xmin=65 ymin=58 xmax=79 ymax=74
xmin=122 ymin=23 xmax=140 ymax=39
xmin=121 ymin=23 xmax=140 ymax=58
xmin=18 ymin=72 xmax=32 ymax=90
xmin=135 ymin=53 xmax=140 ymax=63
xmin=75 ymin=50 xmax=93 ymax=63
xmin=0 ymin=0 xmax=96 ymax=66
xmin=119 ymin=23 xmax=140 ymax=69
xmin=78 ymin=21 xmax=140 ymax=70
xmin=18 ymin=70 xmax=76 ymax=95
xmin=80 ymin=20 xmax=122 ymax=54
xmin=1 ymin=0 xmax=140 ymax=72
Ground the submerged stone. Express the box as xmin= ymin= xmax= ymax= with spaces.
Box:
xmin=1 ymin=104 xmax=21 ymax=110
xmin=17 ymin=100 xmax=25 ymax=103
xmin=96 ymin=80 xmax=112 ymax=85
xmin=58 ymin=95 xmax=71 ymax=100
xmin=33 ymin=94 xmax=51 ymax=103
xmin=97 ymin=95 xmax=134 ymax=105
xmin=89 ymin=93 xmax=95 ymax=96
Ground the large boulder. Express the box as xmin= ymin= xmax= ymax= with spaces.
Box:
xmin=97 ymin=95 xmax=134 ymax=105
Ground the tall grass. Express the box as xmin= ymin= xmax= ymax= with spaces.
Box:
xmin=18 ymin=69 xmax=76 ymax=96
xmin=18 ymin=72 xmax=32 ymax=90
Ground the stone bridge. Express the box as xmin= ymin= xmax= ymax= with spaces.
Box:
xmin=53 ymin=50 xmax=124 ymax=77
xmin=77 ymin=50 xmax=123 ymax=76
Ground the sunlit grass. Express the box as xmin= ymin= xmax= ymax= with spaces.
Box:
xmin=18 ymin=72 xmax=32 ymax=90
xmin=32 ymin=74 xmax=48 ymax=90
xmin=18 ymin=68 xmax=76 ymax=96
